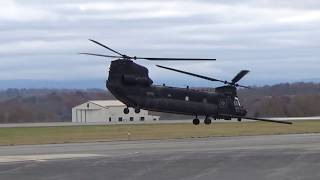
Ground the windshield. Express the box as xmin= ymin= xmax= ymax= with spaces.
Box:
xmin=234 ymin=97 xmax=241 ymax=107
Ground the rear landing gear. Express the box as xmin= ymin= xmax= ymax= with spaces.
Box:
xmin=123 ymin=107 xmax=129 ymax=114
xmin=134 ymin=108 xmax=140 ymax=114
xmin=204 ymin=117 xmax=212 ymax=125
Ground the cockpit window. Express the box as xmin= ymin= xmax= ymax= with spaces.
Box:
xmin=234 ymin=97 xmax=241 ymax=107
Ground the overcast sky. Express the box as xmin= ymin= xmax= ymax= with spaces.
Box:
xmin=0 ymin=0 xmax=320 ymax=87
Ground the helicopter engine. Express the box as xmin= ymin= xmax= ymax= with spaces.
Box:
xmin=108 ymin=59 xmax=153 ymax=87
xmin=122 ymin=74 xmax=153 ymax=86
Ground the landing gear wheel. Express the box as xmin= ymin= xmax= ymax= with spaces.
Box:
xmin=237 ymin=118 xmax=242 ymax=122
xmin=204 ymin=118 xmax=212 ymax=125
xmin=123 ymin=107 xmax=129 ymax=114
xmin=193 ymin=118 xmax=200 ymax=125
xmin=134 ymin=108 xmax=140 ymax=114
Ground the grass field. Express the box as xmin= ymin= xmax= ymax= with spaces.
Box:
xmin=0 ymin=120 xmax=320 ymax=146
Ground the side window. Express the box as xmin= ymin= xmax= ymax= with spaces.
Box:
xmin=118 ymin=117 xmax=123 ymax=122
xmin=228 ymin=96 xmax=233 ymax=107
xmin=146 ymin=91 xmax=155 ymax=97
xmin=219 ymin=98 xmax=226 ymax=108
xmin=130 ymin=117 xmax=134 ymax=121
xmin=140 ymin=117 xmax=145 ymax=121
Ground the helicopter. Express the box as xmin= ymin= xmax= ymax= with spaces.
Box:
xmin=81 ymin=39 xmax=292 ymax=125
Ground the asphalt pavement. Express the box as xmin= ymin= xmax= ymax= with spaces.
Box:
xmin=0 ymin=134 xmax=320 ymax=180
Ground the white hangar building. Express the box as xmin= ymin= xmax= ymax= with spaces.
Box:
xmin=72 ymin=100 xmax=160 ymax=124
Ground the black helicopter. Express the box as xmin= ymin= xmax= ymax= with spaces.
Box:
xmin=81 ymin=39 xmax=292 ymax=125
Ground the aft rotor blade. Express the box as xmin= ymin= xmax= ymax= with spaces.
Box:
xmin=89 ymin=39 xmax=125 ymax=57
xmin=221 ymin=114 xmax=292 ymax=124
xmin=157 ymin=65 xmax=224 ymax=83
xmin=243 ymin=116 xmax=292 ymax=124
xmin=138 ymin=57 xmax=216 ymax=61
xmin=236 ymin=84 xmax=251 ymax=89
xmin=79 ymin=53 xmax=122 ymax=58
xmin=232 ymin=70 xmax=249 ymax=84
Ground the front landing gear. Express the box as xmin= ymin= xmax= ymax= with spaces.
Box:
xmin=193 ymin=118 xmax=200 ymax=125
xmin=123 ymin=107 xmax=129 ymax=114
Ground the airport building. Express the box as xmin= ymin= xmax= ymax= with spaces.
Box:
xmin=72 ymin=100 xmax=160 ymax=124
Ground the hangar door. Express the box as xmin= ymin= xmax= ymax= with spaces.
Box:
xmin=76 ymin=110 xmax=87 ymax=123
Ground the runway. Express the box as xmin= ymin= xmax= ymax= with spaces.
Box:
xmin=1 ymin=116 xmax=319 ymax=128
xmin=1 ymin=134 xmax=320 ymax=180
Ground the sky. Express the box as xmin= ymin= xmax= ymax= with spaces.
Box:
xmin=0 ymin=0 xmax=320 ymax=88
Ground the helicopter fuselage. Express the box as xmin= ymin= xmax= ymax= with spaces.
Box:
xmin=106 ymin=59 xmax=247 ymax=119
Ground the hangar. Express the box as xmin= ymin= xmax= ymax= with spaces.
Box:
xmin=72 ymin=100 xmax=160 ymax=124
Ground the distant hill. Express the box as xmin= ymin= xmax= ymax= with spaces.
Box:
xmin=0 ymin=82 xmax=319 ymax=123
xmin=238 ymin=82 xmax=320 ymax=117
xmin=0 ymin=79 xmax=106 ymax=89
xmin=0 ymin=89 xmax=113 ymax=123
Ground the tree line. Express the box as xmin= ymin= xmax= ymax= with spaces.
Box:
xmin=0 ymin=82 xmax=319 ymax=123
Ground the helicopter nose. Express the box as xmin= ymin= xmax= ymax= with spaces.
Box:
xmin=242 ymin=109 xmax=247 ymax=116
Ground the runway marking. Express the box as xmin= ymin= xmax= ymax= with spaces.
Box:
xmin=0 ymin=154 xmax=103 ymax=163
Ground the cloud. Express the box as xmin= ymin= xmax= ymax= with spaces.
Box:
xmin=0 ymin=0 xmax=319 ymax=86
xmin=0 ymin=0 xmax=59 ymax=22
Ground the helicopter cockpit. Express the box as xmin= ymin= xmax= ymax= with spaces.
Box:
xmin=234 ymin=97 xmax=241 ymax=107
xmin=233 ymin=97 xmax=244 ymax=114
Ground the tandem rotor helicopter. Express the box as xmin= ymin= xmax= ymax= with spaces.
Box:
xmin=81 ymin=39 xmax=292 ymax=125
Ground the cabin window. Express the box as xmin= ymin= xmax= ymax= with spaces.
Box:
xmin=146 ymin=91 xmax=155 ymax=97
xmin=219 ymin=99 xmax=226 ymax=107
xmin=130 ymin=117 xmax=134 ymax=121
xmin=118 ymin=117 xmax=123 ymax=122
xmin=185 ymin=96 xmax=190 ymax=101
xmin=140 ymin=117 xmax=145 ymax=121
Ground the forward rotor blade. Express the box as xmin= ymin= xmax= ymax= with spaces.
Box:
xmin=89 ymin=39 xmax=124 ymax=57
xmin=87 ymin=39 xmax=215 ymax=61
xmin=138 ymin=57 xmax=216 ymax=61
xmin=232 ymin=70 xmax=249 ymax=84
xmin=79 ymin=53 xmax=122 ymax=58
xmin=157 ymin=65 xmax=224 ymax=83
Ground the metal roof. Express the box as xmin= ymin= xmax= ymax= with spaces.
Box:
xmin=89 ymin=100 xmax=125 ymax=107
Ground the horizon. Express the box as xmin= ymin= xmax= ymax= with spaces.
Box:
xmin=0 ymin=78 xmax=319 ymax=90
